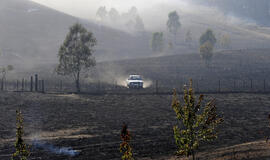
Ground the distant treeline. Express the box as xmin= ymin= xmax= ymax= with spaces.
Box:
xmin=192 ymin=0 xmax=270 ymax=25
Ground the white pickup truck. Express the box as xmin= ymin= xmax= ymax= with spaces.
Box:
xmin=126 ymin=75 xmax=144 ymax=89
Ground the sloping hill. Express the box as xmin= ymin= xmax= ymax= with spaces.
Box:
xmin=2 ymin=0 xmax=270 ymax=73
xmin=0 ymin=0 xmax=151 ymax=68
xmin=95 ymin=49 xmax=270 ymax=91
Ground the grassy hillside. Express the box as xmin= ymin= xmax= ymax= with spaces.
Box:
xmin=2 ymin=0 xmax=270 ymax=78
xmin=0 ymin=0 xmax=151 ymax=68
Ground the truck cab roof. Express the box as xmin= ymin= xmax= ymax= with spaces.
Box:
xmin=128 ymin=75 xmax=142 ymax=80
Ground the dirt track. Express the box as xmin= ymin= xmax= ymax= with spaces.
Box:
xmin=1 ymin=92 xmax=270 ymax=159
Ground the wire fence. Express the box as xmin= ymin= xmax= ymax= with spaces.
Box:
xmin=1 ymin=74 xmax=270 ymax=95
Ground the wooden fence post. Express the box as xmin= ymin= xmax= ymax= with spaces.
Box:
xmin=39 ymin=80 xmax=42 ymax=91
xmin=16 ymin=80 xmax=19 ymax=91
xmin=21 ymin=78 xmax=24 ymax=91
xmin=1 ymin=79 xmax=3 ymax=91
xmin=35 ymin=74 xmax=38 ymax=92
xmin=25 ymin=80 xmax=27 ymax=91
xmin=30 ymin=76 xmax=33 ymax=92
xmin=42 ymin=80 xmax=45 ymax=93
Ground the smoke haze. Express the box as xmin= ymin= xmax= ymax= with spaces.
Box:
xmin=30 ymin=0 xmax=259 ymax=32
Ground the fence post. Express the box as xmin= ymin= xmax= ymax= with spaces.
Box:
xmin=42 ymin=80 xmax=45 ymax=93
xmin=156 ymin=80 xmax=159 ymax=94
xmin=25 ymin=80 xmax=27 ymax=91
xmin=16 ymin=80 xmax=19 ymax=91
xmin=1 ymin=79 xmax=3 ymax=91
xmin=30 ymin=76 xmax=33 ymax=92
xmin=35 ymin=74 xmax=38 ymax=92
xmin=39 ymin=80 xmax=42 ymax=92
xmin=21 ymin=78 xmax=24 ymax=91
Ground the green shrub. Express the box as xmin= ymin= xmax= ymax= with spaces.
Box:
xmin=172 ymin=79 xmax=223 ymax=160
xmin=12 ymin=109 xmax=30 ymax=160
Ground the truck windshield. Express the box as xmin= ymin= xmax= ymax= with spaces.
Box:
xmin=129 ymin=76 xmax=142 ymax=80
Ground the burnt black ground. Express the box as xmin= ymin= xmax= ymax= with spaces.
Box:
xmin=0 ymin=92 xmax=270 ymax=159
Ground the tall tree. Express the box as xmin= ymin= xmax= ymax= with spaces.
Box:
xmin=199 ymin=29 xmax=216 ymax=66
xmin=134 ymin=16 xmax=145 ymax=32
xmin=185 ymin=30 xmax=193 ymax=47
xmin=172 ymin=80 xmax=223 ymax=160
xmin=219 ymin=34 xmax=231 ymax=49
xmin=96 ymin=6 xmax=107 ymax=21
xmin=200 ymin=41 xmax=214 ymax=67
xmin=108 ymin=8 xmax=120 ymax=22
xmin=56 ymin=23 xmax=97 ymax=93
xmin=199 ymin=29 xmax=216 ymax=46
xmin=151 ymin=32 xmax=164 ymax=53
xmin=167 ymin=11 xmax=181 ymax=43
xmin=128 ymin=6 xmax=138 ymax=17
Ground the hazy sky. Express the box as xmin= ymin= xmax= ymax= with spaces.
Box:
xmin=30 ymin=0 xmax=249 ymax=32
xmin=30 ymin=0 xmax=193 ymax=31
xmin=30 ymin=0 xmax=173 ymax=19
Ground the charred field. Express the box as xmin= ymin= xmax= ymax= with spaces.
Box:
xmin=2 ymin=0 xmax=270 ymax=159
xmin=1 ymin=91 xmax=270 ymax=159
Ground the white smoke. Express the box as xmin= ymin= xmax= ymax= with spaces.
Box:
xmin=30 ymin=0 xmax=262 ymax=32
xmin=86 ymin=64 xmax=153 ymax=88
xmin=143 ymin=79 xmax=153 ymax=88
xmin=32 ymin=139 xmax=80 ymax=157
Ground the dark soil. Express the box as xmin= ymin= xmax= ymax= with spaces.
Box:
xmin=0 ymin=92 xmax=270 ymax=159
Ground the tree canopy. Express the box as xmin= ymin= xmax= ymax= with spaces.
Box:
xmin=56 ymin=23 xmax=97 ymax=92
xmin=96 ymin=6 xmax=107 ymax=20
xmin=172 ymin=80 xmax=223 ymax=160
xmin=219 ymin=34 xmax=231 ymax=49
xmin=199 ymin=29 xmax=216 ymax=46
xmin=167 ymin=11 xmax=181 ymax=36
xmin=200 ymin=41 xmax=214 ymax=66
xmin=108 ymin=8 xmax=120 ymax=21
xmin=185 ymin=30 xmax=192 ymax=43
xmin=199 ymin=29 xmax=216 ymax=66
